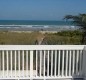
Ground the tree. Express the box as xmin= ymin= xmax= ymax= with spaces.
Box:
xmin=64 ymin=14 xmax=86 ymax=44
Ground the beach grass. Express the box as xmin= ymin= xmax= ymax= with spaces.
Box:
xmin=45 ymin=33 xmax=81 ymax=44
xmin=0 ymin=30 xmax=82 ymax=45
xmin=45 ymin=30 xmax=82 ymax=45
xmin=0 ymin=31 xmax=40 ymax=45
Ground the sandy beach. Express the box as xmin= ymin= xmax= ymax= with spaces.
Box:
xmin=0 ymin=27 xmax=75 ymax=33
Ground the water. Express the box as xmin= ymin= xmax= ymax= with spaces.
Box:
xmin=0 ymin=20 xmax=73 ymax=25
xmin=0 ymin=20 xmax=77 ymax=31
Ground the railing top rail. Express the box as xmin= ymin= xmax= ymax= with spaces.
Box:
xmin=0 ymin=45 xmax=85 ymax=50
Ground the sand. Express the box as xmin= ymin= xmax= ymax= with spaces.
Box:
xmin=0 ymin=27 xmax=74 ymax=33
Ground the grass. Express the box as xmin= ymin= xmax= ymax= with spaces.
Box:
xmin=0 ymin=30 xmax=82 ymax=45
xmin=44 ymin=30 xmax=82 ymax=45
xmin=0 ymin=31 xmax=42 ymax=45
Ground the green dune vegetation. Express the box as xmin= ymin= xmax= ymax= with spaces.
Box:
xmin=64 ymin=13 xmax=86 ymax=44
xmin=0 ymin=30 xmax=82 ymax=45
xmin=45 ymin=30 xmax=82 ymax=45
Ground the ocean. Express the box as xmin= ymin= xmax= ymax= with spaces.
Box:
xmin=0 ymin=20 xmax=77 ymax=31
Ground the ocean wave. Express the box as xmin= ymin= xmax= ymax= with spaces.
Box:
xmin=0 ymin=25 xmax=76 ymax=29
xmin=0 ymin=25 xmax=49 ymax=28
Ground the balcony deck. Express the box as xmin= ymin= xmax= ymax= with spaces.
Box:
xmin=0 ymin=45 xmax=86 ymax=80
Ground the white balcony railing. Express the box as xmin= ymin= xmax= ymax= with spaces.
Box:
xmin=0 ymin=45 xmax=86 ymax=80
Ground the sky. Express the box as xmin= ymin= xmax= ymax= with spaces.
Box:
xmin=0 ymin=0 xmax=86 ymax=20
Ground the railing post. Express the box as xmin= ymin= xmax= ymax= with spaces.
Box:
xmin=30 ymin=50 xmax=33 ymax=80
xmin=82 ymin=46 xmax=86 ymax=80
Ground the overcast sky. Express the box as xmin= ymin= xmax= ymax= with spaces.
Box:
xmin=0 ymin=0 xmax=86 ymax=20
